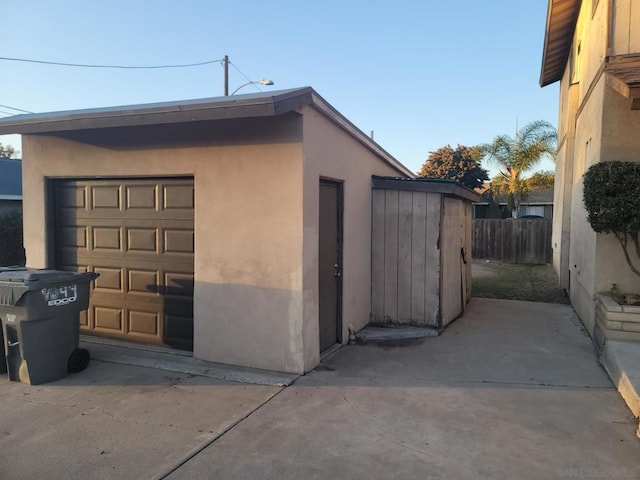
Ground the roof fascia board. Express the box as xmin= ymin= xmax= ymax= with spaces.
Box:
xmin=372 ymin=176 xmax=482 ymax=203
xmin=0 ymin=88 xmax=315 ymax=135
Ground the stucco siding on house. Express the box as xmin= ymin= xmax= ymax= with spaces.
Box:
xmin=545 ymin=0 xmax=640 ymax=339
xmin=612 ymin=0 xmax=640 ymax=55
xmin=21 ymin=115 xmax=308 ymax=373
xmin=301 ymin=105 xmax=406 ymax=371
xmin=3 ymin=88 xmax=416 ymax=375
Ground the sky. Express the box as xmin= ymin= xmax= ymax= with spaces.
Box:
xmin=1 ymin=0 xmax=558 ymax=177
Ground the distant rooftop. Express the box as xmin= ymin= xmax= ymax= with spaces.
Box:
xmin=0 ymin=158 xmax=22 ymax=198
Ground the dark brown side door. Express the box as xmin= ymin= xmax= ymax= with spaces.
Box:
xmin=318 ymin=180 xmax=343 ymax=352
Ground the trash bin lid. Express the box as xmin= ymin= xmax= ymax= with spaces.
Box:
xmin=0 ymin=268 xmax=98 ymax=306
xmin=0 ymin=267 xmax=85 ymax=285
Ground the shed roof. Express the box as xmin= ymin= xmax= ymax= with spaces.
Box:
xmin=371 ymin=176 xmax=482 ymax=203
xmin=0 ymin=158 xmax=22 ymax=199
xmin=540 ymin=0 xmax=581 ymax=87
xmin=0 ymin=87 xmax=413 ymax=177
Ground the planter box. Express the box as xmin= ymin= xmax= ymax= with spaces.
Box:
xmin=594 ymin=294 xmax=640 ymax=351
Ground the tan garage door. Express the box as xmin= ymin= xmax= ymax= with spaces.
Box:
xmin=54 ymin=178 xmax=194 ymax=350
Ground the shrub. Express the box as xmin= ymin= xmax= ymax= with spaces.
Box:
xmin=0 ymin=207 xmax=25 ymax=266
xmin=583 ymin=161 xmax=640 ymax=277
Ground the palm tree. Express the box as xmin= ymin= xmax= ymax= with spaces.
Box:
xmin=483 ymin=120 xmax=557 ymax=218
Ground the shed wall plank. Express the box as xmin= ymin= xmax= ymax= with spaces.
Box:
xmin=440 ymin=198 xmax=462 ymax=326
xmin=383 ymin=190 xmax=399 ymax=323
xmin=424 ymin=193 xmax=441 ymax=327
xmin=397 ymin=191 xmax=413 ymax=323
xmin=410 ymin=192 xmax=427 ymax=323
xmin=371 ymin=189 xmax=386 ymax=322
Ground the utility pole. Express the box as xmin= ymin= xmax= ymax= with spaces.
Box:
xmin=222 ymin=55 xmax=229 ymax=96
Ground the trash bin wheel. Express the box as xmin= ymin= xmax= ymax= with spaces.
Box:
xmin=68 ymin=348 xmax=90 ymax=373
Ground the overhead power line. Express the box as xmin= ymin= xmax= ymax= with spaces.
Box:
xmin=229 ymin=61 xmax=264 ymax=92
xmin=0 ymin=56 xmax=222 ymax=70
xmin=0 ymin=103 xmax=33 ymax=114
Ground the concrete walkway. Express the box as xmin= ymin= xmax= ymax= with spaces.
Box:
xmin=1 ymin=298 xmax=639 ymax=479
xmin=168 ymin=298 xmax=640 ymax=480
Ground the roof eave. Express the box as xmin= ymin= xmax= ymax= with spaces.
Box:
xmin=540 ymin=0 xmax=581 ymax=87
xmin=0 ymin=88 xmax=315 ymax=135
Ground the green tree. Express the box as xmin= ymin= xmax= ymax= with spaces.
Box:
xmin=418 ymin=144 xmax=489 ymax=190
xmin=483 ymin=120 xmax=557 ymax=218
xmin=583 ymin=161 xmax=640 ymax=278
xmin=526 ymin=170 xmax=554 ymax=190
xmin=0 ymin=143 xmax=16 ymax=159
xmin=489 ymin=170 xmax=554 ymax=201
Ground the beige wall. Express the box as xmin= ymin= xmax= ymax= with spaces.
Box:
xmin=612 ymin=0 xmax=640 ymax=55
xmin=594 ymin=79 xmax=640 ymax=295
xmin=552 ymin=66 xmax=579 ymax=289
xmin=21 ymin=115 xmax=308 ymax=373
xmin=301 ymin=105 xmax=406 ymax=372
xmin=21 ymin=108 xmax=411 ymax=375
xmin=552 ymin=0 xmax=640 ymax=335
xmin=568 ymin=75 xmax=605 ymax=332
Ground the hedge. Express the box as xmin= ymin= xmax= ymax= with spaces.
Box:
xmin=0 ymin=207 xmax=25 ymax=266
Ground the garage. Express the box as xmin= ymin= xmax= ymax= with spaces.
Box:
xmin=54 ymin=177 xmax=194 ymax=350
xmin=0 ymin=87 xmax=414 ymax=374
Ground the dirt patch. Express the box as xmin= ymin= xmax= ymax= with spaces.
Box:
xmin=472 ymin=260 xmax=570 ymax=304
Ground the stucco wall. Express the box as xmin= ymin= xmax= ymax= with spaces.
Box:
xmin=568 ymin=74 xmax=605 ymax=333
xmin=552 ymin=66 xmax=579 ymax=289
xmin=612 ymin=0 xmax=640 ymax=55
xmin=572 ymin=0 xmax=608 ymax=105
xmin=301 ymin=105 xmax=408 ymax=372
xmin=21 ymin=115 xmax=307 ymax=373
xmin=594 ymin=79 xmax=640 ymax=295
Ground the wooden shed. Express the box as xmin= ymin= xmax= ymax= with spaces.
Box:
xmin=371 ymin=176 xmax=481 ymax=329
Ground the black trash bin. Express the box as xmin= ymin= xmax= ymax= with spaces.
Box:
xmin=0 ymin=268 xmax=99 ymax=385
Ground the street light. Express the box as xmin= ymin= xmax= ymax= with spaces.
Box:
xmin=231 ymin=79 xmax=275 ymax=95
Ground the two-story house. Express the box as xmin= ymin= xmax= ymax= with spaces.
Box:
xmin=541 ymin=0 xmax=640 ymax=345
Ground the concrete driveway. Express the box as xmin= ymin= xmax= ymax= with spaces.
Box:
xmin=2 ymin=298 xmax=639 ymax=479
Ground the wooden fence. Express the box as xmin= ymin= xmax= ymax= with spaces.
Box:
xmin=472 ymin=218 xmax=552 ymax=265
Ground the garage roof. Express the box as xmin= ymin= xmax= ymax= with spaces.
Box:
xmin=0 ymin=87 xmax=413 ymax=177
xmin=540 ymin=0 xmax=581 ymax=87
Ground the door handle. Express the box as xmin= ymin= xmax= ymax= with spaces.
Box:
xmin=334 ymin=264 xmax=341 ymax=277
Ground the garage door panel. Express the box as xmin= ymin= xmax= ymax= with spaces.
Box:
xmin=163 ymin=184 xmax=194 ymax=209
xmin=165 ymin=272 xmax=194 ymax=297
xmin=128 ymin=269 xmax=160 ymax=294
xmin=127 ymin=228 xmax=158 ymax=252
xmin=91 ymin=185 xmax=122 ymax=210
xmin=93 ymin=227 xmax=122 ymax=250
xmin=164 ymin=229 xmax=194 ymax=254
xmin=128 ymin=310 xmax=159 ymax=337
xmin=59 ymin=226 xmax=88 ymax=248
xmin=164 ymin=313 xmax=194 ymax=350
xmin=93 ymin=306 xmax=124 ymax=332
xmin=57 ymin=185 xmax=88 ymax=209
xmin=126 ymin=185 xmax=158 ymax=210
xmin=55 ymin=178 xmax=194 ymax=350
xmin=93 ymin=267 xmax=124 ymax=292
